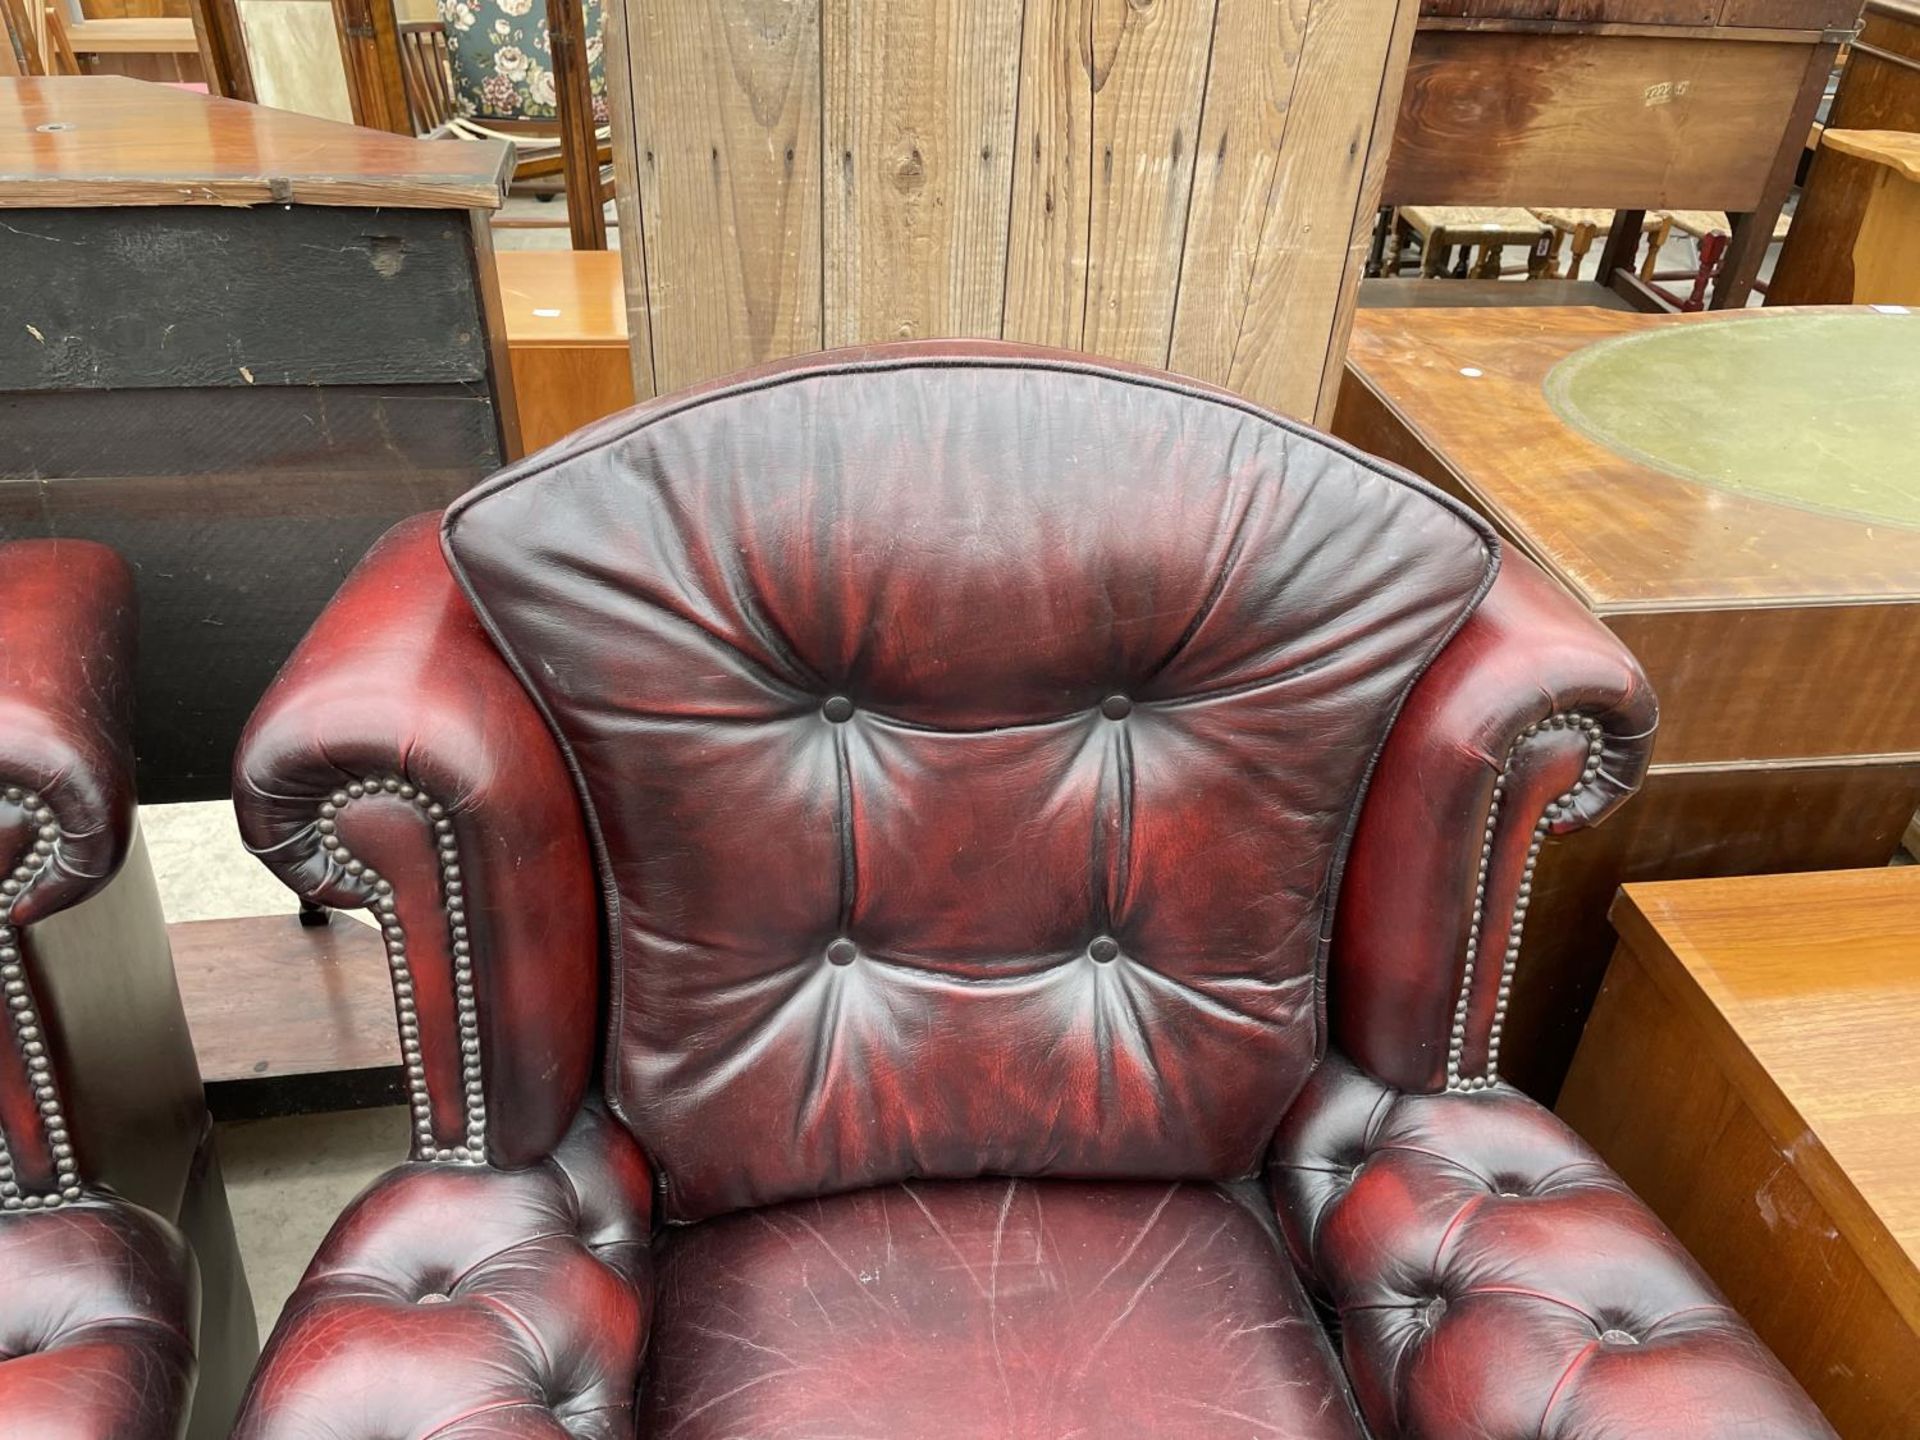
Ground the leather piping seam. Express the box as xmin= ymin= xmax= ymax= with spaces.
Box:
xmin=0 ymin=783 xmax=80 ymax=1209
xmin=1445 ymin=715 xmax=1604 ymax=1093
xmin=317 ymin=776 xmax=486 ymax=1162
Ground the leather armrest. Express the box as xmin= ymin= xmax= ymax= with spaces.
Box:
xmin=1331 ymin=552 xmax=1658 ymax=1092
xmin=0 ymin=1193 xmax=197 ymax=1440
xmin=1271 ymin=1052 xmax=1835 ymax=1440
xmin=232 ymin=1104 xmax=651 ymax=1440
xmin=233 ymin=514 xmax=597 ymax=1168
xmin=0 ymin=540 xmax=137 ymax=927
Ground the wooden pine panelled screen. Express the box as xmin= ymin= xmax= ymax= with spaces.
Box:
xmin=605 ymin=0 xmax=1415 ymax=422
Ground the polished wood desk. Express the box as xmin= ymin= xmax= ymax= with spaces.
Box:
xmin=494 ymin=249 xmax=634 ymax=453
xmin=1561 ymin=868 xmax=1920 ymax=1438
xmin=0 ymin=77 xmax=514 ymax=800
xmin=1336 ymin=304 xmax=1920 ymax=1099
xmin=1384 ymin=0 xmax=1854 ymax=309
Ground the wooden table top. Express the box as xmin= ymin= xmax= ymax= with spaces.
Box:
xmin=1345 ymin=305 xmax=1920 ymax=611
xmin=1824 ymin=128 xmax=1920 ymax=181
xmin=494 ymin=249 xmax=629 ymax=346
xmin=1610 ymin=867 xmax=1920 ymax=1328
xmin=0 ymin=77 xmax=510 ymax=210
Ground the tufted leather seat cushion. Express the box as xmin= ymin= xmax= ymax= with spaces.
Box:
xmin=0 ymin=1193 xmax=197 ymax=1440
xmin=1271 ymin=1052 xmax=1834 ymax=1439
xmin=230 ymin=1105 xmax=652 ymax=1440
xmin=446 ymin=344 xmax=1496 ymax=1220
xmin=642 ymin=1175 xmax=1368 ymax=1438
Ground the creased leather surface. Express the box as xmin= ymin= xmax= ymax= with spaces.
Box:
xmin=0 ymin=539 xmax=137 ymax=927
xmin=1271 ymin=1052 xmax=1837 ymax=1440
xmin=445 ymin=342 xmax=1496 ymax=1220
xmin=231 ymin=1104 xmax=652 ymax=1440
xmin=1332 ymin=553 xmax=1657 ymax=1092
xmin=0 ymin=1193 xmax=197 ymax=1440
xmin=644 ymin=1175 xmax=1366 ymax=1439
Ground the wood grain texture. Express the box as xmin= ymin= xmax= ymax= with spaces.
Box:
xmin=1607 ymin=604 xmax=1920 ymax=765
xmin=172 ymin=913 xmax=400 ymax=1093
xmin=1338 ymin=305 xmax=1920 ymax=610
xmin=0 ymin=75 xmax=508 ymax=207
xmin=1768 ymin=1 xmax=1920 ymax=304
xmin=821 ymin=0 xmax=1021 ymax=345
xmin=623 ymin=0 xmax=823 ymax=393
xmin=1501 ymin=758 xmax=1920 ymax=1100
xmin=0 ymin=205 xmax=488 ymax=390
xmin=1172 ymin=0 xmax=1411 ymax=419
xmin=1079 ymin=0 xmax=1214 ymax=365
xmin=1385 ymin=30 xmax=1809 ymax=209
xmin=498 ymin=251 xmax=635 ymax=451
xmin=606 ymin=0 xmax=1410 ymax=419
xmin=1559 ymin=869 xmax=1920 ymax=1437
xmin=600 ymin=0 xmax=656 ymax=399
xmin=1002 ymin=0 xmax=1096 ymax=349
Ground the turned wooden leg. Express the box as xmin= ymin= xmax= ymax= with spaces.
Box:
xmin=1641 ymin=216 xmax=1672 ymax=279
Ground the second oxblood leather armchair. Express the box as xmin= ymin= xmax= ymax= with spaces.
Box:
xmin=229 ymin=344 xmax=1833 ymax=1438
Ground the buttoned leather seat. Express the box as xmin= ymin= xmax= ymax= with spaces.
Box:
xmin=227 ymin=343 xmax=1834 ymax=1439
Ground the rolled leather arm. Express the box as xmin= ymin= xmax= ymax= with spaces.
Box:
xmin=1331 ymin=552 xmax=1657 ymax=1093
xmin=1271 ymin=1052 xmax=1834 ymax=1440
xmin=232 ymin=1104 xmax=651 ymax=1440
xmin=234 ymin=514 xmax=598 ymax=1168
xmin=0 ymin=1194 xmax=198 ymax=1440
xmin=0 ymin=539 xmax=137 ymax=928
xmin=2 ymin=541 xmax=138 ymax=1210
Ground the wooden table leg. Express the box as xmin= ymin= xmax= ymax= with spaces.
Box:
xmin=1709 ymin=38 xmax=1835 ymax=308
xmin=1640 ymin=215 xmax=1672 ymax=279
xmin=1595 ymin=209 xmax=1648 ymax=289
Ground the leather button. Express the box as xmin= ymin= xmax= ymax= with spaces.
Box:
xmin=1088 ymin=936 xmax=1120 ymax=964
xmin=826 ymin=938 xmax=859 ymax=966
xmin=1100 ymin=694 xmax=1133 ymax=720
xmin=1599 ymin=1328 xmax=1639 ymax=1347
xmin=822 ymin=695 xmax=855 ymax=723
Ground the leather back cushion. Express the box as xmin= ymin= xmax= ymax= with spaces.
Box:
xmin=446 ymin=347 xmax=1495 ymax=1221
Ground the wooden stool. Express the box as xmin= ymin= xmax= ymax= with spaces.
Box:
xmin=1529 ymin=207 xmax=1672 ymax=281
xmin=1387 ymin=206 xmax=1553 ymax=280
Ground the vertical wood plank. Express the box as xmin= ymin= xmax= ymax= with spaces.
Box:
xmin=1309 ymin=0 xmax=1417 ymax=423
xmin=1168 ymin=0 xmax=1311 ymax=386
xmin=820 ymin=0 xmax=1022 ymax=345
xmin=624 ymin=0 xmax=822 ymax=392
xmin=1220 ymin=0 xmax=1408 ymax=418
xmin=603 ymin=0 xmax=657 ymax=398
xmin=1081 ymin=0 xmax=1216 ymax=367
xmin=1003 ymin=0 xmax=1093 ymax=348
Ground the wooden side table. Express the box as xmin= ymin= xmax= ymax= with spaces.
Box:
xmin=1560 ymin=868 xmax=1920 ymax=1439
xmin=494 ymin=249 xmax=635 ymax=453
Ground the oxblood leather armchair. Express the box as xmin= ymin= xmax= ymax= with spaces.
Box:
xmin=230 ymin=345 xmax=1833 ymax=1439
xmin=0 ymin=540 xmax=257 ymax=1439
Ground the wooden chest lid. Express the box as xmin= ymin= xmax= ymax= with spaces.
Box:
xmin=0 ymin=76 xmax=510 ymax=210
